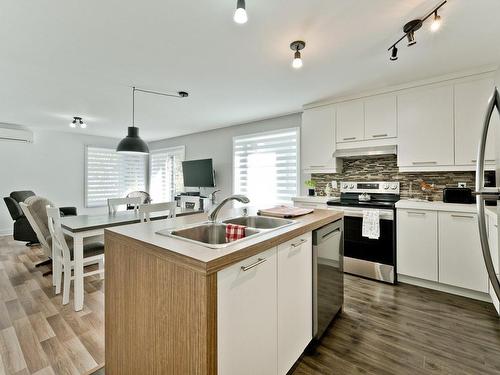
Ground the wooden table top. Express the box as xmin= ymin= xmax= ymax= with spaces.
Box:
xmin=61 ymin=208 xmax=201 ymax=233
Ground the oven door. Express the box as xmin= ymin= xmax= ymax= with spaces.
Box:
xmin=341 ymin=208 xmax=396 ymax=283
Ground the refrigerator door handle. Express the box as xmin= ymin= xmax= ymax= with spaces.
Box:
xmin=476 ymin=87 xmax=500 ymax=300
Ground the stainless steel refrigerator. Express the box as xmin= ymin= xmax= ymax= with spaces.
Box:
xmin=476 ymin=68 xmax=500 ymax=314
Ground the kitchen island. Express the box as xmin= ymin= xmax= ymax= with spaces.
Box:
xmin=104 ymin=207 xmax=343 ymax=375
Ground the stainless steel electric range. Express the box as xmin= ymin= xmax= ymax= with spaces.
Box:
xmin=327 ymin=181 xmax=400 ymax=284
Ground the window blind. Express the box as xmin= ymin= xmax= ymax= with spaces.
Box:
xmin=149 ymin=146 xmax=185 ymax=203
xmin=85 ymin=146 xmax=147 ymax=208
xmin=233 ymin=128 xmax=299 ymax=207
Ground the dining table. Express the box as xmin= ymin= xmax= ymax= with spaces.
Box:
xmin=60 ymin=207 xmax=201 ymax=311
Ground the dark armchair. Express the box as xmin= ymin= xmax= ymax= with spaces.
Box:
xmin=3 ymin=191 xmax=77 ymax=246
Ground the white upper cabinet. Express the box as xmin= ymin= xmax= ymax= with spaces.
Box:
xmin=301 ymin=105 xmax=337 ymax=171
xmin=364 ymin=94 xmax=397 ymax=140
xmin=397 ymin=84 xmax=454 ymax=168
xmin=336 ymin=100 xmax=364 ymax=143
xmin=455 ymin=78 xmax=497 ymax=166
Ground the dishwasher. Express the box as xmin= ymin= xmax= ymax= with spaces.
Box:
xmin=312 ymin=219 xmax=344 ymax=339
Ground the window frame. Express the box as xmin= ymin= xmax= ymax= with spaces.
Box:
xmin=232 ymin=127 xmax=300 ymax=205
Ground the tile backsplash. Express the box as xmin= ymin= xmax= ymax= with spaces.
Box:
xmin=311 ymin=155 xmax=476 ymax=201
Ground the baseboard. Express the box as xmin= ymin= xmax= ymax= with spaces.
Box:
xmin=0 ymin=228 xmax=13 ymax=237
xmin=398 ymin=274 xmax=491 ymax=302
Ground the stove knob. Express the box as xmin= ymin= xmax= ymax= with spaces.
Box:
xmin=349 ymin=183 xmax=355 ymax=189
xmin=383 ymin=183 xmax=389 ymax=190
xmin=391 ymin=184 xmax=398 ymax=190
xmin=342 ymin=183 xmax=348 ymax=189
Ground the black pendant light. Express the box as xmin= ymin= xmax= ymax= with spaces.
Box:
xmin=116 ymin=87 xmax=189 ymax=154
xmin=117 ymin=87 xmax=149 ymax=154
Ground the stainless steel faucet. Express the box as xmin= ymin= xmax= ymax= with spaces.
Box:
xmin=208 ymin=194 xmax=250 ymax=222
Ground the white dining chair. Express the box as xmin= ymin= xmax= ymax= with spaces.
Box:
xmin=107 ymin=197 xmax=141 ymax=214
xmin=139 ymin=202 xmax=177 ymax=223
xmin=180 ymin=196 xmax=200 ymax=210
xmin=46 ymin=206 xmax=105 ymax=305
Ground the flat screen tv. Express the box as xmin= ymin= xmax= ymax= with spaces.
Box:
xmin=182 ymin=159 xmax=216 ymax=187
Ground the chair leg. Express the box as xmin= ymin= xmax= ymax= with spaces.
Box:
xmin=62 ymin=263 xmax=71 ymax=305
xmin=54 ymin=257 xmax=62 ymax=295
xmin=98 ymin=258 xmax=105 ymax=280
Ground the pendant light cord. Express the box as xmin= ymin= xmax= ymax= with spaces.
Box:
xmin=132 ymin=86 xmax=136 ymax=128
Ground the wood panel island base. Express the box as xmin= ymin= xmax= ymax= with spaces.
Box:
xmin=104 ymin=208 xmax=343 ymax=375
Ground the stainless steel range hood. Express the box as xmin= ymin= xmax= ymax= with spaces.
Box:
xmin=333 ymin=145 xmax=397 ymax=159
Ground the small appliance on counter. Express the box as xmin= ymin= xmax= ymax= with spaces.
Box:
xmin=442 ymin=187 xmax=475 ymax=204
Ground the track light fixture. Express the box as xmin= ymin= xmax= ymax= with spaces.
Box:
xmin=431 ymin=11 xmax=442 ymax=32
xmin=234 ymin=0 xmax=248 ymax=24
xmin=70 ymin=116 xmax=86 ymax=129
xmin=387 ymin=0 xmax=446 ymax=61
xmin=290 ymin=41 xmax=306 ymax=69
xmin=390 ymin=46 xmax=398 ymax=61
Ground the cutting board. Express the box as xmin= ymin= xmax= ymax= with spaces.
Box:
xmin=257 ymin=205 xmax=314 ymax=218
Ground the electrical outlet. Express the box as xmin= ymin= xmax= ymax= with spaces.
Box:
xmin=458 ymin=182 xmax=467 ymax=188
xmin=331 ymin=180 xmax=338 ymax=189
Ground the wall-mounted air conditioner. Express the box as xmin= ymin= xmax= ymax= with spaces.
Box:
xmin=0 ymin=124 xmax=33 ymax=143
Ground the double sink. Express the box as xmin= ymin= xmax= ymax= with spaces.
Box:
xmin=157 ymin=216 xmax=295 ymax=249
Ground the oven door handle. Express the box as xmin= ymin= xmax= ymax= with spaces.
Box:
xmin=342 ymin=209 xmax=394 ymax=220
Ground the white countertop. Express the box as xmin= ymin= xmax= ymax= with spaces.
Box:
xmin=292 ymin=196 xmax=339 ymax=204
xmin=396 ymin=199 xmax=499 ymax=217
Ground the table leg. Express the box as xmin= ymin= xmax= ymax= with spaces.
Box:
xmin=73 ymin=235 xmax=84 ymax=311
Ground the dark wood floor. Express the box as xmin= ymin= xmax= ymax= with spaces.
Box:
xmin=2 ymin=236 xmax=500 ymax=374
xmin=293 ymin=275 xmax=500 ymax=375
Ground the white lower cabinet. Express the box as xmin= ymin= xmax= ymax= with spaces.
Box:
xmin=217 ymin=233 xmax=313 ymax=375
xmin=277 ymin=233 xmax=312 ymax=375
xmin=217 ymin=248 xmax=278 ymax=375
xmin=487 ymin=214 xmax=500 ymax=315
xmin=397 ymin=209 xmax=438 ymax=281
xmin=438 ymin=212 xmax=488 ymax=293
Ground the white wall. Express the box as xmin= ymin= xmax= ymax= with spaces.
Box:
xmin=0 ymin=129 xmax=120 ymax=235
xmin=149 ymin=113 xmax=302 ymax=202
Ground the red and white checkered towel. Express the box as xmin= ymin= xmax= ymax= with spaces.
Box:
xmin=225 ymin=224 xmax=246 ymax=242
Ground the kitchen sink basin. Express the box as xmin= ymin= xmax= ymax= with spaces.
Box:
xmin=223 ymin=215 xmax=294 ymax=229
xmin=156 ymin=216 xmax=296 ymax=249
xmin=157 ymin=223 xmax=261 ymax=249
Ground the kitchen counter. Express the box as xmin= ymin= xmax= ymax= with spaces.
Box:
xmin=292 ymin=196 xmax=338 ymax=204
xmin=396 ymin=199 xmax=477 ymax=213
xmin=105 ymin=206 xmax=343 ymax=275
xmin=105 ymin=207 xmax=343 ymax=375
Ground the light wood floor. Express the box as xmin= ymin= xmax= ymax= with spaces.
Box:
xmin=0 ymin=236 xmax=104 ymax=374
xmin=2 ymin=236 xmax=500 ymax=374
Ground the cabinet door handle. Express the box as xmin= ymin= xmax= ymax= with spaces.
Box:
xmin=291 ymin=238 xmax=308 ymax=248
xmin=342 ymin=137 xmax=356 ymax=141
xmin=472 ymin=159 xmax=495 ymax=163
xmin=241 ymin=258 xmax=267 ymax=272
xmin=412 ymin=161 xmax=437 ymax=165
xmin=451 ymin=214 xmax=475 ymax=219
xmin=372 ymin=134 xmax=388 ymax=138
xmin=407 ymin=211 xmax=426 ymax=216
xmin=308 ymin=165 xmax=326 ymax=168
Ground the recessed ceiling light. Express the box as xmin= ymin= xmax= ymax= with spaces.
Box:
xmin=233 ymin=0 xmax=248 ymax=24
xmin=290 ymin=41 xmax=306 ymax=69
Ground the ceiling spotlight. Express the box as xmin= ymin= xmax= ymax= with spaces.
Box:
xmin=70 ymin=116 xmax=86 ymax=129
xmin=290 ymin=41 xmax=306 ymax=69
xmin=404 ymin=19 xmax=422 ymax=47
xmin=431 ymin=11 xmax=442 ymax=32
xmin=233 ymin=0 xmax=248 ymax=24
xmin=390 ymin=46 xmax=398 ymax=61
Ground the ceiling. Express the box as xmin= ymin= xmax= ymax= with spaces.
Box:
xmin=1 ymin=0 xmax=499 ymax=141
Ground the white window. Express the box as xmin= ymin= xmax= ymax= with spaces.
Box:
xmin=149 ymin=146 xmax=186 ymax=202
xmin=85 ymin=146 xmax=148 ymax=208
xmin=233 ymin=128 xmax=299 ymax=207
